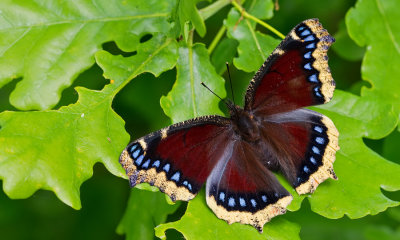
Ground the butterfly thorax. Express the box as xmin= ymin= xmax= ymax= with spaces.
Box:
xmin=230 ymin=106 xmax=261 ymax=142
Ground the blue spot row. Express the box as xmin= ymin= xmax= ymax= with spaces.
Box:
xmin=261 ymin=195 xmax=267 ymax=202
xmin=304 ymin=35 xmax=315 ymax=42
xmin=228 ymin=197 xmax=235 ymax=207
xmin=300 ymin=123 xmax=329 ymax=177
xmin=306 ymin=43 xmax=316 ymax=49
xmin=314 ymin=86 xmax=322 ymax=98
xmin=239 ymin=198 xmax=246 ymax=207
xmin=129 ymin=143 xmax=194 ymax=193
xmin=300 ymin=29 xmax=311 ymax=36
xmin=216 ymin=191 xmax=270 ymax=209
xmin=310 ymin=156 xmax=317 ymax=165
xmin=182 ymin=180 xmax=193 ymax=191
xmin=309 ymin=74 xmax=318 ymax=83
xmin=250 ymin=199 xmax=257 ymax=207
xmin=315 ymin=136 xmax=325 ymax=144
xmin=304 ymin=62 xmax=312 ymax=70
xmin=314 ymin=126 xmax=323 ymax=133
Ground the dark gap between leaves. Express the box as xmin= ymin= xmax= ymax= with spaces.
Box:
xmin=164 ymin=229 xmax=185 ymax=240
xmin=363 ymin=137 xmax=384 ymax=156
xmin=102 ymin=41 xmax=137 ymax=57
xmin=112 ymin=70 xmax=175 ymax=141
xmin=166 ymin=201 xmax=188 ymax=223
xmin=0 ymin=77 xmax=22 ymax=112
xmin=54 ymin=64 xmax=108 ymax=109
xmin=381 ymin=188 xmax=400 ymax=202
xmin=363 ymin=127 xmax=400 ymax=166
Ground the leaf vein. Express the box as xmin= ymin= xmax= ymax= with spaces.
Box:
xmin=375 ymin=0 xmax=400 ymax=54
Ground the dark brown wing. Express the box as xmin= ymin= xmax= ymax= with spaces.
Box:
xmin=205 ymin=136 xmax=293 ymax=232
xmin=244 ymin=19 xmax=335 ymax=116
xmin=120 ymin=115 xmax=232 ymax=201
xmin=259 ymin=109 xmax=339 ymax=194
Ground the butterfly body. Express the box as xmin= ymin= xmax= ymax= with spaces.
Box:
xmin=229 ymin=106 xmax=261 ymax=142
xmin=120 ymin=19 xmax=339 ymax=232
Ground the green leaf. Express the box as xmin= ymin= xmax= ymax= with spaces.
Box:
xmin=0 ymin=33 xmax=178 ymax=209
xmin=244 ymin=0 xmax=274 ymax=19
xmin=117 ymin=184 xmax=180 ymax=240
xmin=307 ymin=90 xmax=400 ymax=218
xmin=96 ymin=34 xmax=178 ymax=85
xmin=332 ymin=20 xmax=365 ymax=61
xmin=225 ymin=9 xmax=280 ymax=72
xmin=346 ymin=0 xmax=400 ymax=112
xmin=0 ymin=86 xmax=129 ymax=209
xmin=211 ymin=38 xmax=238 ymax=75
xmin=155 ymin=190 xmax=300 ymax=240
xmin=0 ymin=0 xmax=175 ymax=110
xmin=161 ymin=43 xmax=226 ymax=123
xmin=177 ymin=0 xmax=207 ymax=38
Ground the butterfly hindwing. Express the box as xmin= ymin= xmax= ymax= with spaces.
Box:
xmin=120 ymin=115 xmax=231 ymax=201
xmin=245 ymin=19 xmax=335 ymax=115
xmin=261 ymin=109 xmax=339 ymax=194
xmin=205 ymin=136 xmax=293 ymax=232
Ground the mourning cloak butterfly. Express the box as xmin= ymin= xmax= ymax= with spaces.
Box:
xmin=120 ymin=19 xmax=339 ymax=232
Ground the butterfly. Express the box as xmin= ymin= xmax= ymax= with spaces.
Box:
xmin=120 ymin=18 xmax=339 ymax=232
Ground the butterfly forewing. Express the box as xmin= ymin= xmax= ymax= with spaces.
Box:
xmin=120 ymin=115 xmax=232 ymax=201
xmin=245 ymin=19 xmax=335 ymax=115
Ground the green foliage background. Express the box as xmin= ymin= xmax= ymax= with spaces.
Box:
xmin=0 ymin=0 xmax=399 ymax=239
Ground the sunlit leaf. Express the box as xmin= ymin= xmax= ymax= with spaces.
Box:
xmin=177 ymin=0 xmax=207 ymax=39
xmin=225 ymin=9 xmax=280 ymax=72
xmin=0 ymin=33 xmax=177 ymax=209
xmin=309 ymin=90 xmax=400 ymax=218
xmin=332 ymin=21 xmax=365 ymax=61
xmin=346 ymin=0 xmax=400 ymax=114
xmin=161 ymin=43 xmax=226 ymax=123
xmin=0 ymin=0 xmax=175 ymax=110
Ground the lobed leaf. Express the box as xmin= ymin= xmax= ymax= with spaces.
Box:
xmin=0 ymin=86 xmax=129 ymax=209
xmin=0 ymin=33 xmax=178 ymax=208
xmin=332 ymin=21 xmax=365 ymax=62
xmin=177 ymin=0 xmax=207 ymax=39
xmin=309 ymin=90 xmax=400 ymax=218
xmin=211 ymin=38 xmax=238 ymax=75
xmin=161 ymin=43 xmax=226 ymax=123
xmin=244 ymin=0 xmax=274 ymax=20
xmin=0 ymin=0 xmax=175 ymax=110
xmin=346 ymin=0 xmax=400 ymax=114
xmin=225 ymin=9 xmax=280 ymax=72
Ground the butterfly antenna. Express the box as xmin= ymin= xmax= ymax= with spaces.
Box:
xmin=226 ymin=62 xmax=235 ymax=105
xmin=200 ymin=82 xmax=234 ymax=111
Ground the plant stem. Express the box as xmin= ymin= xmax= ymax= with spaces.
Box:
xmin=200 ymin=0 xmax=231 ymax=21
xmin=188 ymin=29 xmax=194 ymax=47
xmin=231 ymin=0 xmax=285 ymax=39
xmin=208 ymin=25 xmax=227 ymax=54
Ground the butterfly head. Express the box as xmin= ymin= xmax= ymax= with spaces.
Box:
xmin=228 ymin=105 xmax=260 ymax=142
